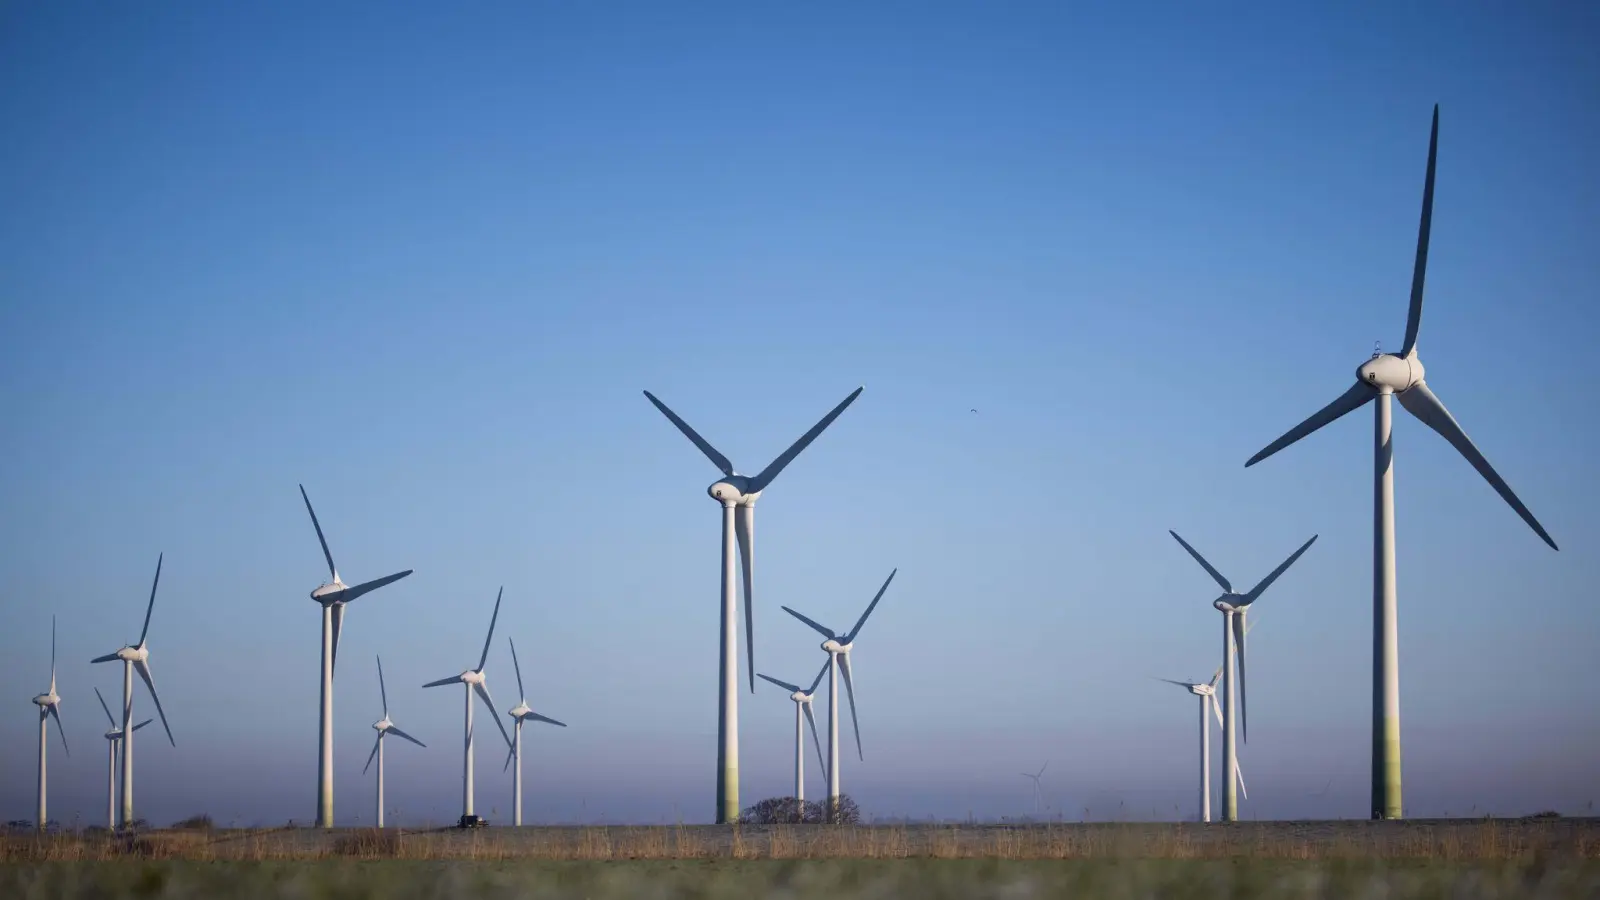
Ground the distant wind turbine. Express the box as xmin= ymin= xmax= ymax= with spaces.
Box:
xmin=30 ymin=616 xmax=68 ymax=831
xmin=1021 ymin=762 xmax=1048 ymax=818
xmin=502 ymin=637 xmax=566 ymax=827
xmin=94 ymin=687 xmax=150 ymax=830
xmin=424 ymin=587 xmax=514 ymax=827
xmin=757 ymin=660 xmax=829 ymax=820
xmin=363 ymin=656 xmax=425 ymax=830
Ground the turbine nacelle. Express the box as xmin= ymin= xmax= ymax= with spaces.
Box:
xmin=707 ymin=477 xmax=759 ymax=506
xmin=373 ymin=717 xmax=393 ymax=732
xmin=509 ymin=702 xmax=532 ymax=719
xmin=33 ymin=693 xmax=59 ymax=707
xmin=1212 ymin=596 xmax=1243 ymax=614
xmin=1357 ymin=351 xmax=1425 ymax=394
xmin=1190 ymin=684 xmax=1215 ymax=697
xmin=310 ymin=581 xmax=348 ymax=603
xmin=461 ymin=670 xmax=484 ymax=686
xmin=111 ymin=645 xmax=148 ymax=663
xmin=822 ymin=639 xmax=847 ymax=653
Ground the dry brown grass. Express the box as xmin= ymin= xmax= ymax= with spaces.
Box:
xmin=3 ymin=818 xmax=1596 ymax=864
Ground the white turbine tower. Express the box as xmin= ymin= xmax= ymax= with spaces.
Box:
xmin=363 ymin=656 xmax=426 ymax=830
xmin=1168 ymin=531 xmax=1315 ymax=822
xmin=642 ymin=385 xmax=863 ymax=824
xmin=781 ymin=568 xmax=896 ymax=820
xmin=756 ymin=661 xmax=829 ymax=821
xmin=1243 ymin=105 xmax=1558 ymax=821
xmin=502 ymin=637 xmax=566 ymax=827
xmin=90 ymin=554 xmax=176 ymax=830
xmin=30 ymin=616 xmax=69 ymax=832
xmin=94 ymin=687 xmax=151 ymax=830
xmin=1020 ymin=762 xmax=1047 ymax=819
xmin=299 ymin=484 xmax=414 ymax=829
xmin=423 ymin=587 xmax=514 ymax=828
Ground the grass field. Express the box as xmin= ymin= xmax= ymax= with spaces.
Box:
xmin=3 ymin=820 xmax=1596 ymax=898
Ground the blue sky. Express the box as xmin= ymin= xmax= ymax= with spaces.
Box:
xmin=1 ymin=1 xmax=1596 ymax=826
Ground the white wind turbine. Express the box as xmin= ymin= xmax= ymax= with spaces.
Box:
xmin=781 ymin=568 xmax=897 ymax=819
xmin=1243 ymin=105 xmax=1558 ymax=821
xmin=501 ymin=638 xmax=566 ymax=827
xmin=364 ymin=656 xmax=426 ymax=829
xmin=643 ymin=385 xmax=864 ymax=824
xmin=90 ymin=554 xmax=176 ymax=830
xmin=1157 ymin=621 xmax=1261 ymax=823
xmin=299 ymin=484 xmax=414 ymax=829
xmin=1168 ymin=531 xmax=1315 ymax=822
xmin=1021 ymin=762 xmax=1048 ymax=819
xmin=94 ymin=687 xmax=151 ymax=830
xmin=756 ymin=660 xmax=829 ymax=820
xmin=423 ymin=587 xmax=514 ymax=827
xmin=30 ymin=616 xmax=69 ymax=832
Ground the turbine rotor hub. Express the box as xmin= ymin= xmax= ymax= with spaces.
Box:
xmin=821 ymin=639 xmax=843 ymax=653
xmin=707 ymin=476 xmax=752 ymax=505
xmin=1357 ymin=352 xmax=1424 ymax=393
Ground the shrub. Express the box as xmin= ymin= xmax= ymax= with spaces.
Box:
xmin=173 ymin=814 xmax=213 ymax=831
xmin=740 ymin=795 xmax=861 ymax=825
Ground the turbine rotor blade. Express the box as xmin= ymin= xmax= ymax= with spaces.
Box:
xmin=747 ymin=387 xmax=864 ymax=493
xmin=838 ymin=652 xmax=863 ymax=761
xmin=529 ymin=713 xmax=567 ymax=728
xmin=807 ymin=659 xmax=829 ymax=695
xmin=1157 ymin=678 xmax=1194 ymax=691
xmin=363 ymin=734 xmax=381 ymax=774
xmin=1243 ymin=535 xmax=1319 ymax=603
xmin=1210 ymin=693 xmax=1224 ymax=730
xmin=132 ymin=719 xmax=152 ymax=732
xmin=1236 ymin=757 xmax=1249 ymax=801
xmin=1400 ymin=105 xmax=1439 ymax=358
xmin=781 ymin=606 xmax=835 ymax=640
xmin=844 ymin=569 xmax=896 ymax=644
xmin=504 ymin=739 xmax=515 ymax=773
xmin=331 ymin=603 xmax=345 ymax=674
xmin=757 ymin=673 xmax=802 ymax=694
xmin=49 ymin=705 xmax=68 ymax=756
xmin=387 ymin=725 xmax=426 ymax=748
xmin=91 ymin=651 xmax=121 ymax=664
xmin=803 ymin=700 xmax=827 ymax=786
xmin=423 ymin=676 xmax=461 ymax=688
xmin=1167 ymin=531 xmax=1231 ymax=593
xmin=377 ymin=655 xmax=389 ymax=716
xmin=736 ymin=503 xmax=755 ymax=693
xmin=139 ymin=553 xmax=162 ymax=646
xmin=641 ymin=391 xmax=735 ymax=476
xmin=1245 ymin=381 xmax=1376 ymax=468
xmin=50 ymin=615 xmax=57 ymax=691
xmin=340 ymin=570 xmax=413 ymax=604
xmin=134 ymin=659 xmax=175 ymax=746
xmin=509 ymin=637 xmax=526 ymax=701
xmin=1397 ymin=381 xmax=1557 ymax=550
xmin=299 ymin=485 xmax=338 ymax=581
xmin=1233 ymin=612 xmax=1249 ymax=743
xmin=477 ymin=587 xmax=503 ymax=673
xmin=95 ymin=687 xmax=116 ymax=728
xmin=474 ymin=681 xmax=514 ymax=748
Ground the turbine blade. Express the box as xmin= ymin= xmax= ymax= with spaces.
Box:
xmin=807 ymin=658 xmax=829 ymax=695
xmin=377 ymin=655 xmax=389 ymax=716
xmin=1233 ymin=612 xmax=1249 ymax=743
xmin=1209 ymin=666 xmax=1221 ymax=688
xmin=803 ymin=699 xmax=827 ymax=786
xmin=91 ymin=652 xmax=121 ymax=664
xmin=509 ymin=637 xmax=526 ymax=702
xmin=529 ymin=713 xmax=567 ymax=728
xmin=95 ymin=687 xmax=116 ymax=728
xmin=758 ymin=673 xmax=803 ymax=694
xmin=132 ymin=719 xmax=153 ymax=732
xmin=1245 ymin=381 xmax=1376 ymax=467
xmin=49 ymin=705 xmax=69 ymax=756
xmin=641 ymin=391 xmax=735 ymax=476
xmin=477 ymin=587 xmax=503 ymax=673
xmin=844 ymin=569 xmax=896 ymax=644
xmin=387 ymin=725 xmax=426 ymax=748
xmin=1210 ymin=693 xmax=1223 ymax=730
xmin=363 ymin=734 xmax=381 ymax=774
xmin=50 ymin=615 xmax=57 ymax=691
xmin=340 ymin=570 xmax=413 ymax=603
xmin=839 ymin=652 xmax=863 ymax=761
xmin=134 ymin=659 xmax=175 ymax=746
xmin=1038 ymin=761 xmax=1048 ymax=778
xmin=781 ymin=606 xmax=835 ymax=640
xmin=1243 ymin=534 xmax=1319 ymax=603
xmin=475 ymin=681 xmax=514 ymax=749
xmin=1400 ymin=105 xmax=1439 ymax=358
xmin=747 ymin=387 xmax=864 ymax=493
xmin=423 ymin=676 xmax=461 ymax=688
xmin=1236 ymin=757 xmax=1249 ymax=801
xmin=299 ymin=485 xmax=338 ymax=581
xmin=1397 ymin=381 xmax=1557 ymax=550
xmin=331 ymin=603 xmax=345 ymax=674
xmin=139 ymin=553 xmax=162 ymax=646
xmin=1167 ymin=531 xmax=1232 ymax=593
xmin=1157 ymin=678 xmax=1195 ymax=691
xmin=736 ymin=503 xmax=755 ymax=694
xmin=504 ymin=739 xmax=515 ymax=773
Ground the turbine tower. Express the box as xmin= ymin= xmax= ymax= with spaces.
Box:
xmin=502 ymin=637 xmax=566 ymax=827
xmin=1168 ymin=531 xmax=1315 ymax=821
xmin=90 ymin=554 xmax=176 ymax=830
xmin=94 ymin=687 xmax=151 ymax=830
xmin=423 ymin=587 xmax=514 ymax=828
xmin=756 ymin=661 xmax=829 ymax=821
xmin=781 ymin=568 xmax=896 ymax=821
xmin=1020 ymin=762 xmax=1048 ymax=819
xmin=1243 ymin=106 xmax=1558 ymax=820
xmin=30 ymin=616 xmax=68 ymax=832
xmin=363 ymin=656 xmax=426 ymax=829
xmin=642 ymin=385 xmax=864 ymax=823
xmin=299 ymin=484 xmax=414 ymax=829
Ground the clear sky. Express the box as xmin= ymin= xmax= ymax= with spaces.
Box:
xmin=2 ymin=1 xmax=1596 ymax=827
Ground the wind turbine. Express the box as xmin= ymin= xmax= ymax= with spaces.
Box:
xmin=781 ymin=568 xmax=896 ymax=820
xmin=1168 ymin=531 xmax=1315 ymax=821
xmin=298 ymin=484 xmax=414 ymax=829
xmin=90 ymin=554 xmax=176 ymax=830
xmin=94 ymin=687 xmax=151 ymax=830
xmin=501 ymin=637 xmax=566 ymax=827
xmin=756 ymin=660 xmax=829 ymax=821
xmin=1020 ymin=762 xmax=1048 ymax=819
xmin=642 ymin=385 xmax=864 ymax=824
xmin=30 ymin=616 xmax=68 ymax=831
xmin=363 ymin=656 xmax=425 ymax=829
xmin=1243 ymin=106 xmax=1558 ymax=820
xmin=423 ymin=587 xmax=514 ymax=827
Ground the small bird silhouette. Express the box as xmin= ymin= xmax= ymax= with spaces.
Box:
xmin=970 ymin=408 xmax=979 ymax=414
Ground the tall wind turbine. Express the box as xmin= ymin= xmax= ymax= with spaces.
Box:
xmin=781 ymin=568 xmax=896 ymax=820
xmin=1157 ymin=672 xmax=1221 ymax=822
xmin=642 ymin=385 xmax=863 ymax=824
xmin=423 ymin=587 xmax=514 ymax=827
xmin=90 ymin=554 xmax=176 ymax=830
xmin=94 ymin=687 xmax=151 ymax=830
xmin=756 ymin=661 xmax=829 ymax=821
xmin=1168 ymin=531 xmax=1315 ymax=821
xmin=502 ymin=637 xmax=566 ymax=827
xmin=1243 ymin=106 xmax=1558 ymax=820
xmin=30 ymin=616 xmax=68 ymax=831
xmin=299 ymin=484 xmax=414 ymax=829
xmin=1020 ymin=762 xmax=1048 ymax=819
xmin=364 ymin=656 xmax=426 ymax=829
